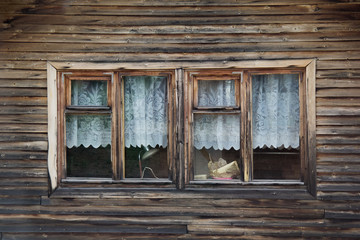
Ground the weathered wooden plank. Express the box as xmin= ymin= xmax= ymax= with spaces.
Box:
xmin=317 ymin=88 xmax=360 ymax=97
xmin=0 ymin=115 xmax=47 ymax=124
xmin=317 ymin=164 xmax=360 ymax=173
xmin=318 ymin=174 xmax=360 ymax=183
xmin=325 ymin=210 xmax=360 ymax=219
xmin=0 ymin=151 xmax=47 ymax=160
xmin=0 ymin=60 xmax=46 ymax=70
xmin=317 ymin=97 xmax=360 ymax=107
xmin=0 ymin=177 xmax=48 ymax=186
xmin=0 ymin=196 xmax=40 ymax=205
xmin=317 ymin=126 xmax=360 ymax=135
xmin=6 ymin=22 xmax=360 ymax=37
xmin=4 ymin=13 xmax=360 ymax=26
xmin=0 ymin=88 xmax=48 ymax=97
xmin=0 ymin=124 xmax=47 ymax=133
xmin=317 ymin=79 xmax=360 ymax=88
xmin=0 ymin=106 xmax=46 ymax=114
xmin=0 ymin=160 xmax=47 ymax=168
xmin=317 ymin=106 xmax=360 ymax=115
xmin=317 ymin=60 xmax=360 ymax=70
xmin=318 ymin=183 xmax=360 ymax=192
xmin=2 ymin=42 xmax=360 ymax=53
xmin=9 ymin=4 xmax=360 ymax=16
xmin=0 ymin=168 xmax=47 ymax=178
xmin=1 ymin=51 xmax=359 ymax=62
xmin=2 ymin=32 xmax=360 ymax=44
xmin=0 ymin=79 xmax=47 ymax=88
xmin=317 ymin=153 xmax=360 ymax=163
xmin=0 ymin=133 xmax=47 ymax=142
xmin=2 ymin=0 xmax=359 ymax=6
xmin=0 ymin=141 xmax=47 ymax=151
xmin=317 ymin=135 xmax=360 ymax=144
xmin=0 ymin=70 xmax=46 ymax=79
xmin=317 ymin=116 xmax=360 ymax=126
xmin=317 ymin=70 xmax=360 ymax=78
xmin=0 ymin=97 xmax=47 ymax=106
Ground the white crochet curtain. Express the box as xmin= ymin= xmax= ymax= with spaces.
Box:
xmin=124 ymin=76 xmax=167 ymax=148
xmin=194 ymin=80 xmax=240 ymax=150
xmin=198 ymin=80 xmax=236 ymax=107
xmin=252 ymin=74 xmax=300 ymax=149
xmin=66 ymin=80 xmax=111 ymax=148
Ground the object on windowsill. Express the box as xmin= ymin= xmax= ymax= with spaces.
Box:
xmin=209 ymin=160 xmax=240 ymax=179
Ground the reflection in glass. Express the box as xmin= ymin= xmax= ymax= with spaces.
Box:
xmin=198 ymin=80 xmax=236 ymax=107
xmin=71 ymin=80 xmax=107 ymax=106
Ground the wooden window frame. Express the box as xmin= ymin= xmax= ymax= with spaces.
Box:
xmin=48 ymin=59 xmax=316 ymax=197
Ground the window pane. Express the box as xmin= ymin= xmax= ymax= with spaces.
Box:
xmin=123 ymin=76 xmax=168 ymax=178
xmin=71 ymin=80 xmax=107 ymax=106
xmin=193 ymin=114 xmax=241 ymax=180
xmin=198 ymin=80 xmax=236 ymax=107
xmin=252 ymin=74 xmax=300 ymax=180
xmin=66 ymin=114 xmax=111 ymax=177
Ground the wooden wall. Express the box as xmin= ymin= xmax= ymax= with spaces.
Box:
xmin=0 ymin=0 xmax=360 ymax=239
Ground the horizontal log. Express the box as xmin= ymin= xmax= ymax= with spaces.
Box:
xmin=318 ymin=183 xmax=360 ymax=192
xmin=0 ymin=151 xmax=47 ymax=160
xmin=2 ymin=42 xmax=360 ymax=53
xmin=317 ymin=153 xmax=360 ymax=163
xmin=5 ymin=14 xmax=360 ymax=27
xmin=0 ymin=141 xmax=47 ymax=151
xmin=0 ymin=133 xmax=47 ymax=142
xmin=317 ymin=70 xmax=360 ymax=78
xmin=317 ymin=164 xmax=360 ymax=173
xmin=0 ymin=204 xmax=324 ymax=219
xmin=317 ymin=135 xmax=360 ymax=144
xmin=317 ymin=97 xmax=360 ymax=107
xmin=0 ymin=97 xmax=47 ymax=106
xmin=317 ymin=145 xmax=360 ymax=154
xmin=325 ymin=210 xmax=360 ymax=220
xmin=0 ymin=70 xmax=46 ymax=79
xmin=318 ymin=191 xmax=360 ymax=201
xmin=317 ymin=126 xmax=360 ymax=135
xmin=317 ymin=88 xmax=360 ymax=97
xmin=0 ymin=124 xmax=47 ymax=133
xmin=1 ymin=0 xmax=358 ymax=6
xmin=317 ymin=79 xmax=360 ymax=88
xmin=317 ymin=60 xmax=360 ymax=70
xmin=0 ymin=196 xmax=40 ymax=205
xmin=0 ymin=115 xmax=47 ymax=124
xmin=0 ymin=160 xmax=47 ymax=168
xmin=0 ymin=106 xmax=47 ymax=114
xmin=0 ymin=88 xmax=47 ymax=97
xmin=0 ymin=79 xmax=46 ymax=88
xmin=317 ymin=106 xmax=360 ymax=116
xmin=1 ymin=51 xmax=360 ymax=62
xmin=0 ymin=177 xmax=48 ymax=186
xmin=0 ymin=60 xmax=46 ymax=70
xmin=2 ymin=32 xmax=360 ymax=44
xmin=0 ymin=168 xmax=47 ymax=178
xmin=317 ymin=116 xmax=360 ymax=126
xmin=318 ymin=174 xmax=360 ymax=183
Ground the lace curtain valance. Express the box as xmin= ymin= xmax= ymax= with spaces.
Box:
xmin=124 ymin=76 xmax=168 ymax=148
xmin=252 ymin=74 xmax=300 ymax=149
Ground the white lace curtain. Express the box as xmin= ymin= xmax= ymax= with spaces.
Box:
xmin=66 ymin=80 xmax=111 ymax=148
xmin=252 ymin=74 xmax=300 ymax=149
xmin=198 ymin=80 xmax=236 ymax=107
xmin=124 ymin=76 xmax=167 ymax=148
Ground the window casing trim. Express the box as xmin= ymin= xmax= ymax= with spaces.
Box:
xmin=47 ymin=59 xmax=316 ymax=197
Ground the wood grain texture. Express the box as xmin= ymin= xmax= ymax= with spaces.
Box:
xmin=0 ymin=0 xmax=360 ymax=238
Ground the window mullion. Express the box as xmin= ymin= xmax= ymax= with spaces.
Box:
xmin=241 ymin=70 xmax=252 ymax=182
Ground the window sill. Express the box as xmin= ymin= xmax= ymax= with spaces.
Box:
xmin=61 ymin=177 xmax=173 ymax=185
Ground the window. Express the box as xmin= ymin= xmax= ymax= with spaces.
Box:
xmin=48 ymin=60 xmax=316 ymax=195
xmin=56 ymin=71 xmax=174 ymax=182
xmin=185 ymin=69 xmax=309 ymax=184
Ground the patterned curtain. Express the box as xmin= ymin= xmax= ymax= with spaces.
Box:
xmin=124 ymin=76 xmax=168 ymax=148
xmin=252 ymin=74 xmax=300 ymax=149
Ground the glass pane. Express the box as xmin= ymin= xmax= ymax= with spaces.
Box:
xmin=194 ymin=148 xmax=241 ymax=180
xmin=193 ymin=114 xmax=241 ymax=180
xmin=66 ymin=114 xmax=111 ymax=177
xmin=198 ymin=80 xmax=236 ymax=107
xmin=71 ymin=80 xmax=107 ymax=106
xmin=252 ymin=73 xmax=300 ymax=180
xmin=125 ymin=145 xmax=168 ymax=178
xmin=253 ymin=147 xmax=300 ymax=180
xmin=123 ymin=76 xmax=168 ymax=178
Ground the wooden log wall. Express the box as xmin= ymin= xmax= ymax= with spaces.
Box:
xmin=0 ymin=0 xmax=360 ymax=239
